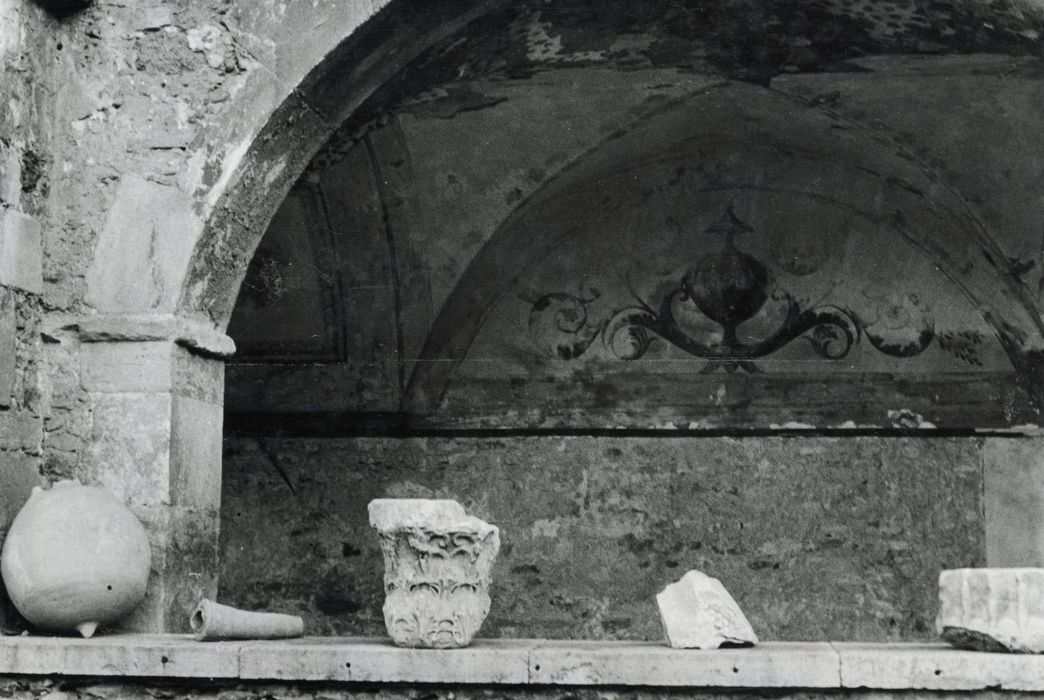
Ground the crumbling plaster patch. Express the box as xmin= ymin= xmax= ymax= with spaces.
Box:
xmin=34 ymin=0 xmax=390 ymax=320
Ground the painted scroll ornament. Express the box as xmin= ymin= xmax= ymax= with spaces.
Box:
xmin=938 ymin=568 xmax=1044 ymax=652
xmin=529 ymin=208 xmax=939 ymax=372
xmin=657 ymin=570 xmax=758 ymax=649
xmin=0 ymin=480 xmax=151 ymax=637
xmin=369 ymin=499 xmax=500 ymax=648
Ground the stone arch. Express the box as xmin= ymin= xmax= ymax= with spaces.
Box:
xmin=177 ymin=0 xmax=503 ymax=330
xmin=72 ymin=0 xmax=510 ymax=632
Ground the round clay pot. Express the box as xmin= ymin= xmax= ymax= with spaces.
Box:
xmin=1 ymin=480 xmax=151 ymax=637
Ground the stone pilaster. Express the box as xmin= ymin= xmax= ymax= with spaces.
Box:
xmin=983 ymin=437 xmax=1044 ymax=567
xmin=68 ymin=316 xmax=230 ymax=632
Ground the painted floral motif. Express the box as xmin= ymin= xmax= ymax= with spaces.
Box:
xmin=527 ymin=208 xmax=947 ymax=372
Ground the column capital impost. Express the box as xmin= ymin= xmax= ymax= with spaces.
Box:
xmin=44 ymin=313 xmax=236 ymax=358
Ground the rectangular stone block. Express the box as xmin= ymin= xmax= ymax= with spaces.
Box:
xmin=984 ymin=437 xmax=1044 ymax=566
xmin=81 ymin=341 xmax=176 ymax=393
xmin=170 ymin=395 xmax=222 ymax=510
xmin=138 ymin=5 xmax=173 ymax=30
xmin=239 ymin=638 xmax=534 ymax=683
xmin=0 ymin=207 xmax=42 ymax=294
xmin=84 ymin=173 xmax=196 ymax=313
xmin=937 ymin=568 xmax=1044 ymax=653
xmin=0 ymin=450 xmax=41 ymax=524
xmin=172 ymin=346 xmax=224 ymax=404
xmin=0 ymin=288 xmax=14 ymax=407
xmin=162 ymin=506 xmax=220 ymax=632
xmin=81 ymin=340 xmax=225 ymax=400
xmin=835 ymin=642 xmax=1044 ymax=691
xmin=0 ymin=142 xmax=21 ymax=206
xmin=0 ymin=633 xmax=239 ymax=678
xmin=529 ymin=641 xmax=841 ymax=687
xmin=0 ymin=409 xmax=41 ymax=452
xmin=86 ymin=392 xmax=172 ymax=506
xmin=120 ymin=504 xmax=219 ymax=633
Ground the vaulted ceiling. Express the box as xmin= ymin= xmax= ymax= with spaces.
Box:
xmin=226 ymin=0 xmax=1044 ymax=430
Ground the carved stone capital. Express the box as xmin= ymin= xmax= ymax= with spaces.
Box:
xmin=369 ymin=499 xmax=500 ymax=649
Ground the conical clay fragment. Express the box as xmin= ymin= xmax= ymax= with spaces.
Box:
xmin=656 ymin=570 xmax=758 ymax=649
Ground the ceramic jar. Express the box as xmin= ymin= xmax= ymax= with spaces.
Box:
xmin=369 ymin=499 xmax=500 ymax=648
xmin=1 ymin=480 xmax=151 ymax=637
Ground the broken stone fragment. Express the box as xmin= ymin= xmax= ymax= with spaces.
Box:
xmin=937 ymin=568 xmax=1044 ymax=653
xmin=369 ymin=499 xmax=500 ymax=649
xmin=656 ymin=570 xmax=758 ymax=649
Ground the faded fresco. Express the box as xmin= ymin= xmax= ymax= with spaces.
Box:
xmin=227 ymin=95 xmax=1031 ymax=429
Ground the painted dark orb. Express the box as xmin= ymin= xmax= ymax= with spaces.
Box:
xmin=683 ymin=242 xmax=770 ymax=327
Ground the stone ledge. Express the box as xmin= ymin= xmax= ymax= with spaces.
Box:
xmin=835 ymin=643 xmax=1044 ymax=691
xmin=43 ymin=314 xmax=236 ymax=358
xmin=2 ymin=636 xmax=1044 ymax=690
xmin=529 ymin=640 xmax=839 ymax=687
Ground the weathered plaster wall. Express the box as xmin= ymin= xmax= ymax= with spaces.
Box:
xmin=220 ymin=435 xmax=984 ymax=641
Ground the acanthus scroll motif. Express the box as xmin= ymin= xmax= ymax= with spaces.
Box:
xmin=528 ymin=208 xmax=937 ymax=373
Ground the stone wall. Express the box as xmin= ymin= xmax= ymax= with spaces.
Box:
xmin=0 ymin=0 xmax=50 ymax=615
xmin=219 ymin=435 xmax=986 ymax=641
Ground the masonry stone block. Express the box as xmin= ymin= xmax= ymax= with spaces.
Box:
xmin=0 ymin=143 xmax=21 ymax=207
xmin=0 ymin=289 xmax=14 ymax=407
xmin=120 ymin=504 xmax=219 ymax=633
xmin=0 ymin=450 xmax=43 ymax=530
xmin=984 ymin=438 xmax=1044 ymax=567
xmin=938 ymin=568 xmax=1044 ymax=652
xmin=0 ymin=410 xmax=42 ymax=453
xmin=86 ymin=392 xmax=172 ymax=508
xmin=76 ymin=336 xmax=224 ymax=632
xmin=81 ymin=341 xmax=175 ymax=394
xmin=0 ymin=207 xmax=42 ymax=295
xmin=84 ymin=174 xmax=198 ymax=313
xmin=172 ymin=347 xmax=225 ymax=404
xmin=170 ymin=395 xmax=222 ymax=511
xmin=138 ymin=5 xmax=173 ymax=31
